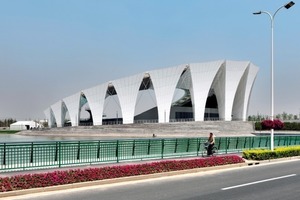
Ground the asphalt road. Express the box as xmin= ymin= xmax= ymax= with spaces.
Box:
xmin=4 ymin=159 xmax=300 ymax=200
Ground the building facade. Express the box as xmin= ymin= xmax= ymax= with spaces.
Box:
xmin=44 ymin=60 xmax=259 ymax=128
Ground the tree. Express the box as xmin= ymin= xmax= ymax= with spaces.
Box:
xmin=0 ymin=118 xmax=16 ymax=127
xmin=288 ymin=114 xmax=294 ymax=120
xmin=282 ymin=112 xmax=288 ymax=120
xmin=276 ymin=114 xmax=281 ymax=119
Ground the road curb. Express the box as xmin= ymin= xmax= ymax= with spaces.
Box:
xmin=254 ymin=155 xmax=300 ymax=164
xmin=0 ymin=162 xmax=247 ymax=198
xmin=244 ymin=155 xmax=300 ymax=167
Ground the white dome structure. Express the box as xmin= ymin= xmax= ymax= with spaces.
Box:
xmin=44 ymin=60 xmax=259 ymax=128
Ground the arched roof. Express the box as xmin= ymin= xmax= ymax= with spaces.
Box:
xmin=44 ymin=60 xmax=259 ymax=127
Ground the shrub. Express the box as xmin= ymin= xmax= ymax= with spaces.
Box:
xmin=281 ymin=122 xmax=300 ymax=131
xmin=273 ymin=119 xmax=284 ymax=130
xmin=255 ymin=122 xmax=262 ymax=130
xmin=0 ymin=155 xmax=244 ymax=192
xmin=242 ymin=146 xmax=300 ymax=160
xmin=261 ymin=119 xmax=284 ymax=130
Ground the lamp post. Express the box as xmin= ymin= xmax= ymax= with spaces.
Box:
xmin=253 ymin=1 xmax=295 ymax=151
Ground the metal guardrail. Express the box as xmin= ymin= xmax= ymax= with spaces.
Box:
xmin=0 ymin=136 xmax=300 ymax=172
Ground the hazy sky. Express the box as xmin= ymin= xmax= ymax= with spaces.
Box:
xmin=0 ymin=0 xmax=299 ymax=120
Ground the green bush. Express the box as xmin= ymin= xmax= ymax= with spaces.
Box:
xmin=242 ymin=146 xmax=300 ymax=160
xmin=255 ymin=122 xmax=262 ymax=130
xmin=282 ymin=122 xmax=300 ymax=131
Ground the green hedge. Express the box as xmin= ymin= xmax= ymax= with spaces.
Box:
xmin=242 ymin=146 xmax=300 ymax=160
xmin=283 ymin=122 xmax=300 ymax=130
xmin=254 ymin=122 xmax=262 ymax=130
xmin=0 ymin=130 xmax=19 ymax=134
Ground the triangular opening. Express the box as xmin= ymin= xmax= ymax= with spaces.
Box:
xmin=170 ymin=68 xmax=194 ymax=122
xmin=134 ymin=73 xmax=158 ymax=123
xmin=102 ymin=83 xmax=122 ymax=124
xmin=79 ymin=92 xmax=93 ymax=126
xmin=62 ymin=101 xmax=71 ymax=127
xmin=204 ymin=89 xmax=219 ymax=120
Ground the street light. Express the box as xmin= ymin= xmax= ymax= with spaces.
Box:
xmin=253 ymin=1 xmax=295 ymax=151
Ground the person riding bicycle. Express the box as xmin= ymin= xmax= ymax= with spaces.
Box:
xmin=207 ymin=132 xmax=215 ymax=156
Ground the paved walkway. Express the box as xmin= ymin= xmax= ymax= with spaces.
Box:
xmin=19 ymin=121 xmax=255 ymax=138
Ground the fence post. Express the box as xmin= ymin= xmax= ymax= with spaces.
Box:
xmin=58 ymin=142 xmax=61 ymax=168
xmin=225 ymin=137 xmax=228 ymax=154
xmin=186 ymin=138 xmax=190 ymax=152
xmin=132 ymin=140 xmax=136 ymax=156
xmin=277 ymin=136 xmax=281 ymax=146
xmin=147 ymin=139 xmax=151 ymax=155
xmin=97 ymin=141 xmax=100 ymax=159
xmin=288 ymin=137 xmax=292 ymax=146
xmin=174 ymin=138 xmax=178 ymax=153
xmin=77 ymin=141 xmax=80 ymax=160
xmin=235 ymin=137 xmax=239 ymax=149
xmin=3 ymin=143 xmax=6 ymax=165
xmin=196 ymin=138 xmax=200 ymax=156
xmin=30 ymin=142 xmax=34 ymax=163
xmin=116 ymin=140 xmax=119 ymax=163
xmin=54 ymin=142 xmax=58 ymax=162
xmin=217 ymin=138 xmax=221 ymax=151
xmin=161 ymin=139 xmax=165 ymax=159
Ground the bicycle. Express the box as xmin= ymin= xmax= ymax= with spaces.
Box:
xmin=203 ymin=142 xmax=218 ymax=157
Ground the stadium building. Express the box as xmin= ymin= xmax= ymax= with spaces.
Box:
xmin=44 ymin=60 xmax=259 ymax=128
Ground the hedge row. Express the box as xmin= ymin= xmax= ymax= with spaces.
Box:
xmin=0 ymin=130 xmax=19 ymax=134
xmin=255 ymin=121 xmax=300 ymax=131
xmin=0 ymin=155 xmax=244 ymax=192
xmin=242 ymin=146 xmax=300 ymax=160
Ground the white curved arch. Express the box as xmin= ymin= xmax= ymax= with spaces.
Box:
xmin=112 ymin=73 xmax=144 ymax=124
xmin=63 ymin=92 xmax=81 ymax=126
xmin=149 ymin=64 xmax=186 ymax=123
xmin=83 ymin=83 xmax=108 ymax=125
xmin=232 ymin=64 xmax=250 ymax=121
xmin=50 ymin=100 xmax=64 ymax=127
xmin=223 ymin=60 xmax=250 ymax=121
xmin=211 ymin=63 xmax=226 ymax=120
xmin=189 ymin=60 xmax=224 ymax=121
xmin=240 ymin=63 xmax=259 ymax=120
xmin=43 ymin=108 xmax=55 ymax=128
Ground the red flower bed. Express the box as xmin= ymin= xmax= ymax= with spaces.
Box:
xmin=0 ymin=155 xmax=244 ymax=192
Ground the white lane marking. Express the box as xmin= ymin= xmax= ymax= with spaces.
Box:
xmin=222 ymin=174 xmax=297 ymax=191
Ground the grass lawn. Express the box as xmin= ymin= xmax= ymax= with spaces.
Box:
xmin=0 ymin=130 xmax=20 ymax=134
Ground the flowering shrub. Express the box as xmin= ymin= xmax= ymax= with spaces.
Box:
xmin=0 ymin=155 xmax=244 ymax=192
xmin=273 ymin=119 xmax=284 ymax=130
xmin=261 ymin=119 xmax=284 ymax=130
